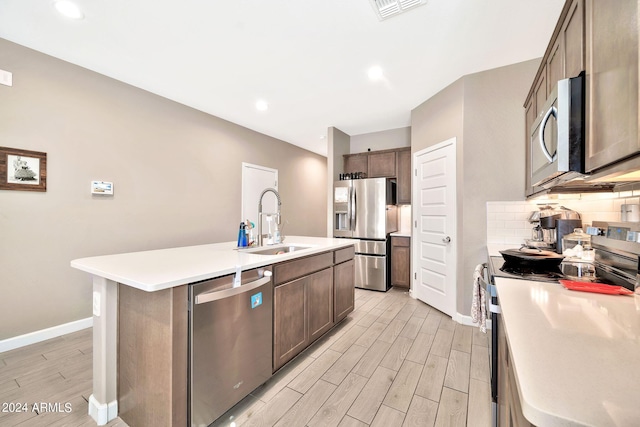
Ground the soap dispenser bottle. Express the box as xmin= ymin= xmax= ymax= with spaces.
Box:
xmin=237 ymin=222 xmax=247 ymax=247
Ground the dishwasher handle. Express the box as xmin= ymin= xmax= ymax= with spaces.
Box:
xmin=195 ymin=272 xmax=272 ymax=305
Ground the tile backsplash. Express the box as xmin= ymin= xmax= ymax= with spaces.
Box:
xmin=487 ymin=193 xmax=636 ymax=245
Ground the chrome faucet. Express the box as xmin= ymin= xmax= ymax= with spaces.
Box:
xmin=257 ymin=188 xmax=282 ymax=246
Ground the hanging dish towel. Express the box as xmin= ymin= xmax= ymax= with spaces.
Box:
xmin=471 ymin=263 xmax=487 ymax=333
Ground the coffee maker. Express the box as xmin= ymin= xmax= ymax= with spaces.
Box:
xmin=535 ymin=206 xmax=582 ymax=252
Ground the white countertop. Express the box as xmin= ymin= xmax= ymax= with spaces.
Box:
xmin=495 ymin=277 xmax=640 ymax=427
xmin=71 ymin=236 xmax=357 ymax=292
xmin=390 ymin=231 xmax=411 ymax=238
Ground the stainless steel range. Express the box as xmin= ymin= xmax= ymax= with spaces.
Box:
xmin=484 ymin=221 xmax=640 ymax=427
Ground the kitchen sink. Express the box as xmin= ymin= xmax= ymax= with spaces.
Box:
xmin=244 ymin=245 xmax=312 ymax=255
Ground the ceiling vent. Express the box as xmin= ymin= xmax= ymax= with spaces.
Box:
xmin=369 ymin=0 xmax=428 ymax=20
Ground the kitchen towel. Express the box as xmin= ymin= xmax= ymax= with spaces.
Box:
xmin=471 ymin=263 xmax=487 ymax=333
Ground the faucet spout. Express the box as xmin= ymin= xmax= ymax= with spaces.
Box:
xmin=257 ymin=188 xmax=282 ymax=246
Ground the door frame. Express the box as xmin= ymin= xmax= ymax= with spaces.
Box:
xmin=411 ymin=137 xmax=457 ymax=318
xmin=241 ymin=162 xmax=278 ymax=224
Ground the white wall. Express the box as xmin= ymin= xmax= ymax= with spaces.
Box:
xmin=350 ymin=127 xmax=410 ymax=153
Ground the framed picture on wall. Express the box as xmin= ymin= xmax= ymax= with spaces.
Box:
xmin=0 ymin=146 xmax=47 ymax=192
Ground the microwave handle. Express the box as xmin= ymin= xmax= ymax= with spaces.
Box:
xmin=539 ymin=105 xmax=558 ymax=163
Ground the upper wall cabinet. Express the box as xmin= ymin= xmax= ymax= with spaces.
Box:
xmin=585 ymin=0 xmax=640 ymax=172
xmin=343 ymin=147 xmax=411 ymax=204
xmin=344 ymin=153 xmax=368 ymax=175
xmin=368 ymin=151 xmax=396 ymax=178
xmin=396 ymin=148 xmax=411 ymax=204
xmin=524 ymin=0 xmax=585 ymax=196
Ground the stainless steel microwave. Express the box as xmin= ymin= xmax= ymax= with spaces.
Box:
xmin=530 ymin=73 xmax=585 ymax=189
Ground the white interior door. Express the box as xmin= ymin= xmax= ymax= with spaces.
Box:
xmin=413 ymin=138 xmax=457 ymax=317
xmin=241 ymin=163 xmax=278 ymax=231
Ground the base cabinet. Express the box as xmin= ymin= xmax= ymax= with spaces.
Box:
xmin=391 ymin=236 xmax=411 ymax=288
xmin=273 ymin=248 xmax=355 ymax=372
xmin=334 ymin=258 xmax=355 ymax=323
xmin=498 ymin=311 xmax=535 ymax=427
xmin=273 ymin=277 xmax=307 ymax=371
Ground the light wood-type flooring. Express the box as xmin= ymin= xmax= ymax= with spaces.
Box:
xmin=0 ymin=287 xmax=491 ymax=426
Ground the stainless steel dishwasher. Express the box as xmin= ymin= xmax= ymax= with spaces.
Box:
xmin=189 ymin=267 xmax=273 ymax=427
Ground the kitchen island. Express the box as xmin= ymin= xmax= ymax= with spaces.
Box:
xmin=495 ymin=277 xmax=640 ymax=426
xmin=71 ymin=236 xmax=356 ymax=426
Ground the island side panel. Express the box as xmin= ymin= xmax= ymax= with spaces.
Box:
xmin=90 ymin=276 xmax=119 ymax=425
xmin=118 ymin=284 xmax=188 ymax=427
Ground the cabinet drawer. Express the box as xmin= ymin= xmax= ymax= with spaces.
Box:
xmin=334 ymin=246 xmax=355 ymax=264
xmin=391 ymin=236 xmax=410 ymax=247
xmin=273 ymin=252 xmax=333 ymax=285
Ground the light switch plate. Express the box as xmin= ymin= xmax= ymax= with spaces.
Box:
xmin=0 ymin=69 xmax=12 ymax=87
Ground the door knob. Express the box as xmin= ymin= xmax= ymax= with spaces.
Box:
xmin=442 ymin=236 xmax=451 ymax=243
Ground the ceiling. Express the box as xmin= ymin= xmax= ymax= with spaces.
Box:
xmin=0 ymin=0 xmax=564 ymax=156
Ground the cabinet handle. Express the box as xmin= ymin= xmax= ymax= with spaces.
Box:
xmin=442 ymin=236 xmax=451 ymax=244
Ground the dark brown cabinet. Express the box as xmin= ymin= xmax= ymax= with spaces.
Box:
xmin=497 ymin=311 xmax=534 ymax=427
xmin=272 ymin=248 xmax=355 ymax=372
xmin=307 ymin=268 xmax=334 ymax=343
xmin=368 ymin=151 xmax=396 ymax=178
xmin=391 ymin=236 xmax=410 ymax=289
xmin=273 ymin=267 xmax=334 ymax=371
xmin=585 ymin=0 xmax=640 ymax=172
xmin=273 ymin=276 xmax=308 ymax=371
xmin=396 ymin=148 xmax=411 ymax=204
xmin=273 ymin=252 xmax=334 ymax=371
xmin=524 ymin=0 xmax=586 ymax=197
xmin=524 ymin=97 xmax=536 ymax=196
xmin=343 ymin=147 xmax=411 ymax=203
xmin=344 ymin=153 xmax=368 ymax=175
xmin=562 ymin=0 xmax=585 ymax=79
xmin=334 ymin=259 xmax=354 ymax=323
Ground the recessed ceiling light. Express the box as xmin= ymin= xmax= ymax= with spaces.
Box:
xmin=255 ymin=99 xmax=269 ymax=111
xmin=368 ymin=66 xmax=384 ymax=81
xmin=53 ymin=0 xmax=84 ymax=20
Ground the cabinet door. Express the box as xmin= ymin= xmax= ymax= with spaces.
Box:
xmin=524 ymin=96 xmax=536 ymax=197
xmin=547 ymin=38 xmax=564 ymax=93
xmin=534 ymin=67 xmax=548 ymax=119
xmin=585 ymin=0 xmax=640 ymax=172
xmin=368 ymin=152 xmax=396 ymax=178
xmin=497 ymin=313 xmax=509 ymax=427
xmin=273 ymin=278 xmax=307 ymax=371
xmin=307 ymin=268 xmax=334 ymax=344
xmin=563 ymin=0 xmax=584 ymax=79
xmin=391 ymin=237 xmax=411 ymax=288
xmin=334 ymin=259 xmax=354 ymax=323
xmin=507 ymin=361 xmax=535 ymax=427
xmin=396 ymin=149 xmax=411 ymax=204
xmin=344 ymin=154 xmax=368 ymax=175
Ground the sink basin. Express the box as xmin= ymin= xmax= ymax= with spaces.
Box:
xmin=245 ymin=245 xmax=312 ymax=255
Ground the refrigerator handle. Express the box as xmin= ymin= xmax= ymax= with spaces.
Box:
xmin=350 ymin=185 xmax=356 ymax=231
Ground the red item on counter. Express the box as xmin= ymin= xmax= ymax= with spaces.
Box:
xmin=559 ymin=279 xmax=634 ymax=295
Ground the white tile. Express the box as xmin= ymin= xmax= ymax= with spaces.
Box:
xmin=495 ymin=213 xmax=515 ymax=221
xmin=486 ymin=203 xmax=505 ymax=213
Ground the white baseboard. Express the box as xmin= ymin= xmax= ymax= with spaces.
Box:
xmin=0 ymin=317 xmax=93 ymax=353
xmin=455 ymin=312 xmax=492 ymax=330
xmin=89 ymin=394 xmax=118 ymax=426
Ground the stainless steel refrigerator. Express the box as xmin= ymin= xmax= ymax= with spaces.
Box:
xmin=334 ymin=178 xmax=397 ymax=291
